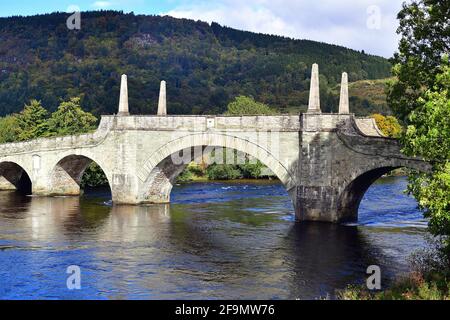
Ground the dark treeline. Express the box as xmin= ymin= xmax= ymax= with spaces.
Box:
xmin=0 ymin=11 xmax=391 ymax=117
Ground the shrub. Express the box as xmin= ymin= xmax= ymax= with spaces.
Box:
xmin=206 ymin=164 xmax=243 ymax=180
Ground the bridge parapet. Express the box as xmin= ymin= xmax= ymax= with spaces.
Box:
xmin=109 ymin=115 xmax=301 ymax=132
xmin=354 ymin=117 xmax=385 ymax=137
xmin=301 ymin=113 xmax=353 ymax=132
xmin=0 ymin=116 xmax=114 ymax=156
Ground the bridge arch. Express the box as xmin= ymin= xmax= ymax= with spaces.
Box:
xmin=0 ymin=161 xmax=32 ymax=194
xmin=336 ymin=159 xmax=428 ymax=222
xmin=138 ymin=133 xmax=296 ymax=204
xmin=49 ymin=154 xmax=112 ymax=196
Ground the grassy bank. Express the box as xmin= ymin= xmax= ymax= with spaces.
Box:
xmin=339 ymin=273 xmax=450 ymax=300
xmin=338 ymin=238 xmax=450 ymax=300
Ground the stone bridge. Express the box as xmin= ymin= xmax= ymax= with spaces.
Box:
xmin=0 ymin=64 xmax=427 ymax=223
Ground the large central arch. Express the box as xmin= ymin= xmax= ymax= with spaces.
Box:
xmin=138 ymin=133 xmax=296 ymax=205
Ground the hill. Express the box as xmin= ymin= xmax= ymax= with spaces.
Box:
xmin=0 ymin=11 xmax=392 ymax=116
xmin=335 ymin=78 xmax=392 ymax=116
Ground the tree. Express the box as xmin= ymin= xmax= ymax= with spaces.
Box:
xmin=15 ymin=100 xmax=49 ymax=141
xmin=387 ymin=0 xmax=450 ymax=259
xmin=81 ymin=163 xmax=110 ymax=188
xmin=47 ymin=97 xmax=98 ymax=137
xmin=46 ymin=97 xmax=107 ymax=187
xmin=0 ymin=96 xmax=108 ymax=188
xmin=371 ymin=113 xmax=402 ymax=138
xmin=0 ymin=116 xmax=19 ymax=143
xmin=206 ymin=164 xmax=243 ymax=180
xmin=387 ymin=0 xmax=450 ymax=121
xmin=403 ymin=62 xmax=450 ymax=258
xmin=238 ymin=161 xmax=264 ymax=179
xmin=225 ymin=96 xmax=276 ymax=115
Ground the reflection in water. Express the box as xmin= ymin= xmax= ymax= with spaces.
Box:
xmin=0 ymin=177 xmax=426 ymax=299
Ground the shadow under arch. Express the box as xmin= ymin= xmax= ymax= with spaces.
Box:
xmin=49 ymin=154 xmax=111 ymax=196
xmin=338 ymin=166 xmax=407 ymax=222
xmin=0 ymin=161 xmax=32 ymax=194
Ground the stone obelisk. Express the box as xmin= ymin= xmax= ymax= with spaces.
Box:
xmin=308 ymin=63 xmax=321 ymax=113
xmin=118 ymin=74 xmax=129 ymax=116
xmin=157 ymin=80 xmax=167 ymax=116
xmin=339 ymin=72 xmax=349 ymax=114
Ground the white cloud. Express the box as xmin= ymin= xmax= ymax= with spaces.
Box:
xmin=92 ymin=1 xmax=113 ymax=8
xmin=165 ymin=0 xmax=404 ymax=57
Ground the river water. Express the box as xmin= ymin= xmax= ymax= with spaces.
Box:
xmin=0 ymin=176 xmax=427 ymax=300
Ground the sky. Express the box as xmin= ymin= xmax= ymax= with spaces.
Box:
xmin=0 ymin=0 xmax=406 ymax=57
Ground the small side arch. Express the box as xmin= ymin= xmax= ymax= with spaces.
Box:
xmin=138 ymin=133 xmax=296 ymax=204
xmin=49 ymin=154 xmax=111 ymax=196
xmin=337 ymin=159 xmax=428 ymax=222
xmin=0 ymin=161 xmax=32 ymax=194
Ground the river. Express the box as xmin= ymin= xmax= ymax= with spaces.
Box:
xmin=0 ymin=176 xmax=428 ymax=300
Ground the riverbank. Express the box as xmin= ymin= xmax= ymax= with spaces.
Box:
xmin=339 ymin=274 xmax=450 ymax=300
xmin=176 ymin=161 xmax=278 ymax=183
xmin=338 ymin=269 xmax=450 ymax=300
xmin=338 ymin=237 xmax=450 ymax=300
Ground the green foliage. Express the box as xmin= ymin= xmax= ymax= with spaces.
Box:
xmin=176 ymin=163 xmax=205 ymax=183
xmin=47 ymin=97 xmax=98 ymax=137
xmin=345 ymin=78 xmax=393 ymax=116
xmin=176 ymin=169 xmax=195 ymax=183
xmin=206 ymin=164 xmax=243 ymax=180
xmin=339 ymin=237 xmax=450 ymax=300
xmin=407 ymin=166 xmax=450 ymax=238
xmin=371 ymin=113 xmax=402 ymax=138
xmin=15 ymin=100 xmax=49 ymax=141
xmin=0 ymin=116 xmax=19 ymax=143
xmin=0 ymin=12 xmax=391 ymax=117
xmin=177 ymin=159 xmax=272 ymax=182
xmin=387 ymin=0 xmax=450 ymax=121
xmin=387 ymin=0 xmax=450 ymax=260
xmin=225 ymin=96 xmax=276 ymax=115
xmin=402 ymin=63 xmax=450 ymax=162
xmin=338 ymin=276 xmax=450 ymax=300
xmin=81 ymin=163 xmax=110 ymax=188
xmin=402 ymin=62 xmax=450 ymax=256
xmin=238 ymin=161 xmax=265 ymax=179
xmin=0 ymin=97 xmax=107 ymax=188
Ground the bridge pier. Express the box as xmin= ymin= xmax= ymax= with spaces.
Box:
xmin=109 ymin=173 xmax=141 ymax=205
xmin=296 ymin=186 xmax=340 ymax=222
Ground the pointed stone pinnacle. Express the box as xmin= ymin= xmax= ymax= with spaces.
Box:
xmin=339 ymin=72 xmax=349 ymax=114
xmin=158 ymin=80 xmax=167 ymax=116
xmin=308 ymin=63 xmax=321 ymax=113
xmin=118 ymin=74 xmax=129 ymax=116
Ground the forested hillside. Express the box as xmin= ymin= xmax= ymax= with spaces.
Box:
xmin=0 ymin=11 xmax=392 ymax=116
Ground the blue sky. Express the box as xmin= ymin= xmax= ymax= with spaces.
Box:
xmin=0 ymin=0 xmax=405 ymax=57
xmin=0 ymin=0 xmax=173 ymax=17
